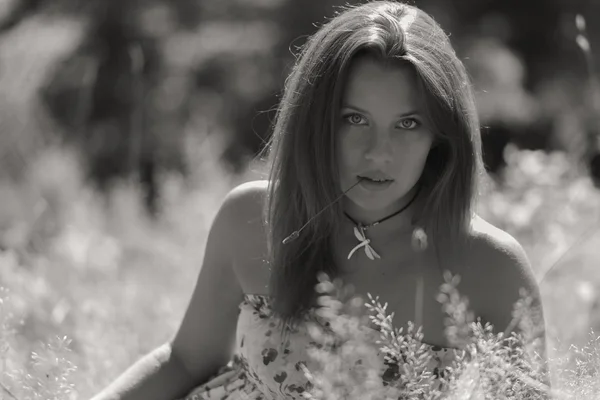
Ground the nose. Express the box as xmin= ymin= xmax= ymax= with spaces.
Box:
xmin=364 ymin=130 xmax=393 ymax=164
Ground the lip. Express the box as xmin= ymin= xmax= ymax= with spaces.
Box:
xmin=357 ymin=174 xmax=394 ymax=183
xmin=358 ymin=178 xmax=394 ymax=191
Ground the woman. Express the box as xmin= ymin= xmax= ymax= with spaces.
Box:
xmin=91 ymin=1 xmax=546 ymax=399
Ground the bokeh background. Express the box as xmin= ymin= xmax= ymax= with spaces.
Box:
xmin=0 ymin=0 xmax=599 ymax=397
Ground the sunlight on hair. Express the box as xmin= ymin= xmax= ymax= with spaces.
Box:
xmin=398 ymin=6 xmax=417 ymax=32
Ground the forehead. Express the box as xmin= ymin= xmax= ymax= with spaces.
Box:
xmin=341 ymin=55 xmax=423 ymax=108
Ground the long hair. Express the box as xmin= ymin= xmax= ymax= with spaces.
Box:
xmin=260 ymin=0 xmax=484 ymax=329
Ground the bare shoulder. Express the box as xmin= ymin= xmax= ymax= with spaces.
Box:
xmin=205 ymin=179 xmax=268 ymax=251
xmin=217 ymin=180 xmax=268 ymax=234
xmin=458 ymin=214 xmax=542 ymax=333
xmin=468 ymin=214 xmax=532 ymax=272
xmin=222 ymin=179 xmax=268 ymax=218
xmin=223 ymin=180 xmax=271 ymax=292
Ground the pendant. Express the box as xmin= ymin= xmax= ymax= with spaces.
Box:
xmin=347 ymin=225 xmax=381 ymax=260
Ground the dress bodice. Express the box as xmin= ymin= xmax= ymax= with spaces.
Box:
xmin=234 ymin=294 xmax=457 ymax=400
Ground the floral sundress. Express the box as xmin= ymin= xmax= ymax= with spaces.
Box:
xmin=181 ymin=294 xmax=457 ymax=400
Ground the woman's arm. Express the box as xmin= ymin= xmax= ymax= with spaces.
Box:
xmin=90 ymin=343 xmax=196 ymax=400
xmin=89 ymin=183 xmax=251 ymax=399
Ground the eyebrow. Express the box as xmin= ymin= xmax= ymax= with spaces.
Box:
xmin=341 ymin=103 xmax=421 ymax=118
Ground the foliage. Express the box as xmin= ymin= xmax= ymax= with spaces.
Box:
xmin=303 ymin=272 xmax=600 ymax=400
xmin=0 ymin=143 xmax=597 ymax=398
xmin=0 ymin=288 xmax=77 ymax=400
xmin=0 ymin=1 xmax=598 ymax=399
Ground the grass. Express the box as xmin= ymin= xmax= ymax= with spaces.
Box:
xmin=0 ymin=11 xmax=599 ymax=400
xmin=0 ymin=138 xmax=266 ymax=398
xmin=0 ymin=140 xmax=599 ymax=399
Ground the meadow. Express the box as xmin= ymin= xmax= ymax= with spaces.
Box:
xmin=1 ymin=137 xmax=600 ymax=399
xmin=1 ymin=11 xmax=600 ymax=400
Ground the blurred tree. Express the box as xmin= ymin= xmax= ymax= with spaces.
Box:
xmin=27 ymin=0 xmax=600 ymax=209
xmin=0 ymin=0 xmax=43 ymax=33
xmin=223 ymin=0 xmax=340 ymax=170
xmin=40 ymin=0 xmax=192 ymax=216
xmin=416 ymin=0 xmax=600 ymax=177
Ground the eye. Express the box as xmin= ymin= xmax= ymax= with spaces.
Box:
xmin=397 ymin=118 xmax=420 ymax=130
xmin=343 ymin=113 xmax=368 ymax=126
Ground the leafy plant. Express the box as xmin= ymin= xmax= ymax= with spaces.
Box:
xmin=303 ymin=272 xmax=556 ymax=399
xmin=0 ymin=288 xmax=77 ymax=400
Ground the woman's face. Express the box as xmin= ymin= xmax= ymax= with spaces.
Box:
xmin=336 ymin=56 xmax=435 ymax=221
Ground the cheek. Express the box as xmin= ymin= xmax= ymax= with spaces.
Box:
xmin=415 ymin=136 xmax=434 ymax=161
xmin=391 ymin=136 xmax=433 ymax=173
xmin=394 ymin=133 xmax=432 ymax=156
xmin=336 ymin=133 xmax=362 ymax=170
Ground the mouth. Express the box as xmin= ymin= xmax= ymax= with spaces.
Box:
xmin=357 ymin=175 xmax=394 ymax=183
